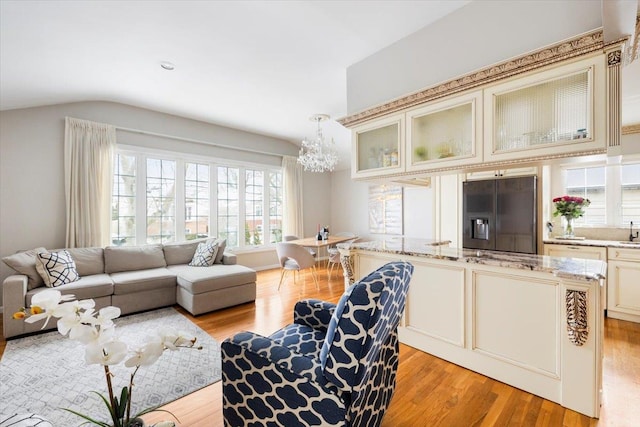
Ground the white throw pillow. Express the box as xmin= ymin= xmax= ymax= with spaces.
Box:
xmin=35 ymin=250 xmax=81 ymax=287
xmin=189 ymin=240 xmax=219 ymax=267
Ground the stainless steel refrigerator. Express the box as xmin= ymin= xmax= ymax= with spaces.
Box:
xmin=463 ymin=176 xmax=537 ymax=254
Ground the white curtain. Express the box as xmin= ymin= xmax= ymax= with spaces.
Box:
xmin=282 ymin=155 xmax=304 ymax=237
xmin=64 ymin=117 xmax=116 ymax=248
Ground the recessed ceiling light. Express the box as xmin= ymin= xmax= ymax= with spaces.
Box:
xmin=160 ymin=61 xmax=175 ymax=71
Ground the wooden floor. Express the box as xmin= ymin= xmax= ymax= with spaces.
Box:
xmin=1 ymin=267 xmax=639 ymax=426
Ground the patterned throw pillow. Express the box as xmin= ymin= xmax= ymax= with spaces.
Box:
xmin=189 ymin=240 xmax=219 ymax=267
xmin=35 ymin=250 xmax=81 ymax=287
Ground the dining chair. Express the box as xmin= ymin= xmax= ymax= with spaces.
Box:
xmin=275 ymin=242 xmax=319 ymax=290
xmin=327 ymin=232 xmax=357 ymax=279
xmin=283 ymin=235 xmax=316 ymax=257
xmin=328 ymin=238 xmax=358 ymax=280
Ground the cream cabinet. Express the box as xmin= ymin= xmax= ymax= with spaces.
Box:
xmin=543 ymin=244 xmax=607 ymax=261
xmin=483 ymin=55 xmax=606 ymax=163
xmin=465 ymin=166 xmax=539 ymax=181
xmin=406 ymin=90 xmax=483 ymax=172
xmin=351 ymin=113 xmax=404 ymax=179
xmin=350 ymin=249 xmax=603 ymax=418
xmin=607 ymin=247 xmax=640 ymax=323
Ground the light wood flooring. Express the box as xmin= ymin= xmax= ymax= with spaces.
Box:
xmin=1 ymin=267 xmax=638 ymax=426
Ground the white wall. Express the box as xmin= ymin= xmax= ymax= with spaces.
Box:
xmin=0 ymin=101 xmax=331 ymax=305
xmin=622 ymin=132 xmax=640 ymax=155
xmin=329 ymin=169 xmax=370 ymax=237
xmin=346 ymin=0 xmax=602 ymax=113
xmin=302 ymin=171 xmax=333 ymax=238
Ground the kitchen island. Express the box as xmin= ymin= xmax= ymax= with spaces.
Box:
xmin=338 ymin=238 xmax=606 ymax=418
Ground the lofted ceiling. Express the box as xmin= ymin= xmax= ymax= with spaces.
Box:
xmin=1 ymin=1 xmax=638 ymax=170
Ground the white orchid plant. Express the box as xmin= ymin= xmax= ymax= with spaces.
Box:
xmin=13 ymin=289 xmax=202 ymax=427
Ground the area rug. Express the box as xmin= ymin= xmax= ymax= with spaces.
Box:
xmin=0 ymin=307 xmax=221 ymax=426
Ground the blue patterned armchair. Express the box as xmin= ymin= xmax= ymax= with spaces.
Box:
xmin=221 ymin=261 xmax=414 ymax=427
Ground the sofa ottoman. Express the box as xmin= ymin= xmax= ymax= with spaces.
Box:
xmin=168 ymin=264 xmax=257 ymax=315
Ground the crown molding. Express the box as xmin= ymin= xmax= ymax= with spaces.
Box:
xmin=339 ymin=30 xmax=605 ymax=128
xmin=622 ymin=124 xmax=640 ymax=135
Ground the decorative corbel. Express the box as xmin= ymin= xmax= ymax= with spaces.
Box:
xmin=337 ymin=243 xmax=356 ymax=291
xmin=566 ymin=289 xmax=589 ymax=346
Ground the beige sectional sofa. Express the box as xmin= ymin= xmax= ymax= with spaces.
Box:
xmin=2 ymin=239 xmax=257 ymax=338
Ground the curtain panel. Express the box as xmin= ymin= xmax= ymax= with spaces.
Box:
xmin=282 ymin=156 xmax=304 ymax=237
xmin=64 ymin=117 xmax=116 ymax=248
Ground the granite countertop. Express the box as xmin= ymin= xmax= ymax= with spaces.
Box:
xmin=340 ymin=237 xmax=606 ymax=282
xmin=544 ymin=237 xmax=640 ymax=249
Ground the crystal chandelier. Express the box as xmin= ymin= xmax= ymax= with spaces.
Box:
xmin=297 ymin=114 xmax=338 ymax=173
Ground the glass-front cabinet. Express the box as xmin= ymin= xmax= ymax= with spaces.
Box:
xmin=351 ymin=113 xmax=404 ymax=179
xmin=484 ymin=55 xmax=606 ymax=162
xmin=406 ymin=90 xmax=483 ymax=172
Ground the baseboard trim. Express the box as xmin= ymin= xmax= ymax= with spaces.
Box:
xmin=253 ymin=264 xmax=281 ymax=272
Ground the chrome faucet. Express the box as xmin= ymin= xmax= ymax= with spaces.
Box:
xmin=630 ymin=221 xmax=639 ymax=242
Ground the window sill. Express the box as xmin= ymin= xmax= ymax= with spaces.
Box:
xmin=229 ymin=245 xmax=277 ymax=255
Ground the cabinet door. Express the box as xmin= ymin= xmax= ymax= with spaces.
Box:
xmin=484 ymin=55 xmax=606 ymax=163
xmin=406 ymin=90 xmax=482 ymax=172
xmin=351 ymin=113 xmax=404 ymax=179
xmin=607 ymin=247 xmax=640 ymax=322
xmin=607 ymin=260 xmax=640 ymax=322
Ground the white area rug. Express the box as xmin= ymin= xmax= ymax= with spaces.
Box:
xmin=0 ymin=307 xmax=221 ymax=426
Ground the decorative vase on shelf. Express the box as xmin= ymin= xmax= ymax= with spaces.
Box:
xmin=563 ymin=216 xmax=575 ymax=238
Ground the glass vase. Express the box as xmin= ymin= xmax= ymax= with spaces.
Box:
xmin=563 ymin=216 xmax=575 ymax=238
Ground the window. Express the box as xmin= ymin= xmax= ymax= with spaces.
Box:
xmin=621 ymin=163 xmax=640 ymax=224
xmin=185 ymin=162 xmax=209 ymax=240
xmin=560 ymin=161 xmax=640 ymax=226
xmin=245 ymin=170 xmax=264 ymax=245
xmin=111 ymin=154 xmax=136 ymax=246
xmin=565 ymin=166 xmax=605 ymax=225
xmin=112 ymin=149 xmax=282 ymax=249
xmin=146 ymin=158 xmax=176 ymax=244
xmin=217 ymin=166 xmax=239 ymax=247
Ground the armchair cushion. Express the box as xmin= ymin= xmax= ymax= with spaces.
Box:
xmin=222 ymin=331 xmax=347 ymax=426
xmin=293 ymin=299 xmax=336 ymax=330
xmin=270 ymin=323 xmax=327 ymax=360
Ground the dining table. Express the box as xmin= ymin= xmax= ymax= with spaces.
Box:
xmin=286 ymin=235 xmax=358 ymax=267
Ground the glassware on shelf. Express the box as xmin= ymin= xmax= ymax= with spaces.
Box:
xmin=492 ymin=70 xmax=589 ymax=152
xmin=356 ymin=121 xmax=400 ymax=173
